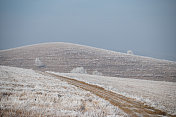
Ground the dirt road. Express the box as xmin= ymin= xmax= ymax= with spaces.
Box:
xmin=42 ymin=72 xmax=175 ymax=117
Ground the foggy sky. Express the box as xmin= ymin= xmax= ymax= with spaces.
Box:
xmin=0 ymin=0 xmax=176 ymax=61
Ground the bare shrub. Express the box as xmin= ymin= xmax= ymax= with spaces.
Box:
xmin=92 ymin=70 xmax=102 ymax=76
xmin=35 ymin=58 xmax=45 ymax=67
xmin=70 ymin=67 xmax=87 ymax=74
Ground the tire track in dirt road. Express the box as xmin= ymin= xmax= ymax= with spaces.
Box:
xmin=39 ymin=71 xmax=175 ymax=117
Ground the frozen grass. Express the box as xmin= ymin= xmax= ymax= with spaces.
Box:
xmin=0 ymin=66 xmax=127 ymax=117
xmin=51 ymin=72 xmax=176 ymax=115
xmin=0 ymin=42 xmax=176 ymax=82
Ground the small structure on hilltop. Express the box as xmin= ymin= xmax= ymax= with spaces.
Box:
xmin=127 ymin=50 xmax=134 ymax=55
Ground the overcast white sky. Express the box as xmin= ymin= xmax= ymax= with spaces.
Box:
xmin=0 ymin=0 xmax=176 ymax=61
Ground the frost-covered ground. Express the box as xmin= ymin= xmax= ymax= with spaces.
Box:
xmin=0 ymin=66 xmax=126 ymax=117
xmin=1 ymin=42 xmax=176 ymax=82
xmin=52 ymin=72 xmax=176 ymax=115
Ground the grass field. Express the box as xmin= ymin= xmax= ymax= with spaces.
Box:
xmin=0 ymin=42 xmax=176 ymax=82
xmin=51 ymin=72 xmax=176 ymax=115
xmin=0 ymin=66 xmax=126 ymax=117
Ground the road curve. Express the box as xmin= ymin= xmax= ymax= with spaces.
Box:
xmin=40 ymin=71 xmax=175 ymax=117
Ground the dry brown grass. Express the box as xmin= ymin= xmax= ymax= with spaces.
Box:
xmin=0 ymin=108 xmax=42 ymax=117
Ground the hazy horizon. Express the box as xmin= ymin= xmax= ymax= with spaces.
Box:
xmin=0 ymin=0 xmax=176 ymax=61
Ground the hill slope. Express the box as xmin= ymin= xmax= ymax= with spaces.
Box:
xmin=0 ymin=42 xmax=176 ymax=81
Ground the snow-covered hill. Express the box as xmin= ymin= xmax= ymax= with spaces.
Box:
xmin=0 ymin=66 xmax=126 ymax=117
xmin=0 ymin=42 xmax=176 ymax=82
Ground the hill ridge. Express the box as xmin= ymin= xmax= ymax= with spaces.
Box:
xmin=0 ymin=42 xmax=175 ymax=63
xmin=0 ymin=42 xmax=176 ymax=82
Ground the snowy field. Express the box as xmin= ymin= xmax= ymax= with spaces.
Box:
xmin=0 ymin=66 xmax=126 ymax=117
xmin=52 ymin=72 xmax=176 ymax=115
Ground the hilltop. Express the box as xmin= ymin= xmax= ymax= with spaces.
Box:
xmin=0 ymin=42 xmax=176 ymax=82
